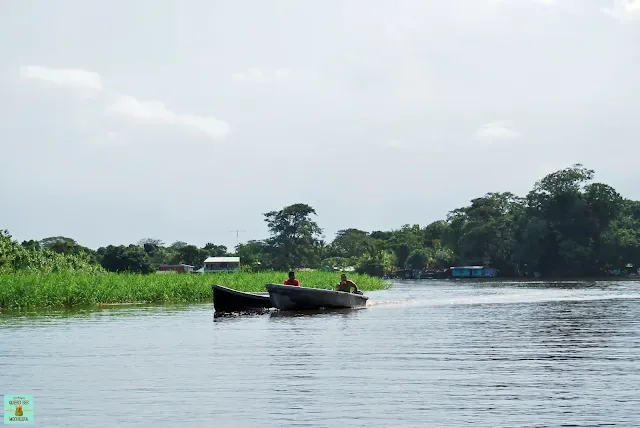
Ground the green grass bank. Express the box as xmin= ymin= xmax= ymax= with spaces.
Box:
xmin=0 ymin=271 xmax=389 ymax=311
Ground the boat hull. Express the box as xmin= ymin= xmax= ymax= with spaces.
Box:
xmin=265 ymin=283 xmax=369 ymax=311
xmin=212 ymin=284 xmax=272 ymax=313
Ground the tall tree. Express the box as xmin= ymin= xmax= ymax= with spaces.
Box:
xmin=524 ymin=164 xmax=596 ymax=276
xmin=263 ymin=203 xmax=323 ymax=269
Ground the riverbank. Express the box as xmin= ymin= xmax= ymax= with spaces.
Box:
xmin=0 ymin=271 xmax=389 ymax=311
xmin=403 ymin=276 xmax=640 ymax=282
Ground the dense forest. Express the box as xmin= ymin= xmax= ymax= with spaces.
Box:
xmin=2 ymin=164 xmax=639 ymax=278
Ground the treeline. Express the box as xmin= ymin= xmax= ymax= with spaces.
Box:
xmin=2 ymin=164 xmax=639 ymax=278
xmin=1 ymin=232 xmax=104 ymax=274
xmin=0 ymin=233 xmax=228 ymax=275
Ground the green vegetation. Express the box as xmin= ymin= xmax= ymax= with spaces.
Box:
xmin=0 ymin=271 xmax=387 ymax=310
xmin=1 ymin=231 xmax=104 ymax=274
xmin=2 ymin=164 xmax=640 ymax=310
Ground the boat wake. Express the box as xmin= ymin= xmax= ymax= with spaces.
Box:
xmin=366 ymin=291 xmax=640 ymax=310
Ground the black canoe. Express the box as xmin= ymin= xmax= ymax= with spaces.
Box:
xmin=212 ymin=284 xmax=273 ymax=313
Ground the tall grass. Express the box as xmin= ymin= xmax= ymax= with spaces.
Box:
xmin=0 ymin=271 xmax=389 ymax=311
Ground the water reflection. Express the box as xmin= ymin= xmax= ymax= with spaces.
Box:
xmin=268 ymin=307 xmax=364 ymax=318
xmin=212 ymin=309 xmax=271 ymax=322
xmin=211 ymin=306 xmax=364 ymax=323
xmin=0 ymin=302 xmax=211 ymax=328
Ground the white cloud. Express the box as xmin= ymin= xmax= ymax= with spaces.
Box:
xmin=231 ymin=67 xmax=294 ymax=83
xmin=602 ymin=0 xmax=640 ymax=20
xmin=19 ymin=65 xmax=103 ymax=91
xmin=105 ymin=95 xmax=230 ymax=140
xmin=474 ymin=121 xmax=521 ymax=140
xmin=19 ymin=65 xmax=231 ymax=141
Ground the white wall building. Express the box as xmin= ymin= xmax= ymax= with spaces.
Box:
xmin=203 ymin=256 xmax=241 ymax=273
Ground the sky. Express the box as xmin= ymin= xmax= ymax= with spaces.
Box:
xmin=1 ymin=0 xmax=639 ymax=251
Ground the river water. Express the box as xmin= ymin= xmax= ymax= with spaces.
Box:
xmin=1 ymin=280 xmax=640 ymax=427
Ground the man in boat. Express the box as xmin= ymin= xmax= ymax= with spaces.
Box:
xmin=284 ymin=271 xmax=300 ymax=286
xmin=335 ymin=273 xmax=360 ymax=293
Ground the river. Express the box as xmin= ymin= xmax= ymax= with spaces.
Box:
xmin=1 ymin=280 xmax=640 ymax=427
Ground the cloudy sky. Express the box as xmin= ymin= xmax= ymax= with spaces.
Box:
xmin=1 ymin=0 xmax=639 ymax=250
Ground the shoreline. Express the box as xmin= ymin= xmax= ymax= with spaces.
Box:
xmin=393 ymin=276 xmax=640 ymax=282
xmin=0 ymin=271 xmax=389 ymax=311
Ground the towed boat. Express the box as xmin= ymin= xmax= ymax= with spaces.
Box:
xmin=212 ymin=284 xmax=272 ymax=313
xmin=265 ymin=283 xmax=369 ymax=311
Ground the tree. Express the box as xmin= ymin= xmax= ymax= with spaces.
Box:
xmin=406 ymin=249 xmax=429 ymax=270
xmin=169 ymin=245 xmax=206 ymax=268
xmin=389 ymin=224 xmax=424 ymax=251
xmin=21 ymin=240 xmax=41 ymax=251
xmin=39 ymin=236 xmax=100 ymax=264
xmin=233 ymin=240 xmax=271 ymax=270
xmin=167 ymin=241 xmax=188 ymax=251
xmin=326 ymin=228 xmax=372 ymax=259
xmin=394 ymin=243 xmax=411 ymax=269
xmin=137 ymin=238 xmax=165 ymax=256
xmin=40 ymin=236 xmax=78 ymax=254
xmin=426 ymin=241 xmax=455 ymax=269
xmin=356 ymin=258 xmax=386 ymax=277
xmin=203 ymin=242 xmax=228 ymax=257
xmin=0 ymin=230 xmax=17 ymax=273
xmin=446 ymin=192 xmax=525 ymax=275
xmin=370 ymin=230 xmax=393 ymax=241
xmin=385 ymin=224 xmax=424 ymax=268
xmin=524 ymin=164 xmax=599 ymax=276
xmin=98 ymin=245 xmax=155 ymax=274
xmin=263 ymin=203 xmax=324 ymax=269
xmin=596 ymin=199 xmax=640 ymax=272
xmin=137 ymin=238 xmax=165 ymax=248
xmin=1 ymin=230 xmax=102 ymax=274
xmin=423 ymin=221 xmax=449 ymax=247
xmin=355 ymin=239 xmax=394 ymax=277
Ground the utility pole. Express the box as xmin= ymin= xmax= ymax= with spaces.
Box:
xmin=229 ymin=229 xmax=246 ymax=247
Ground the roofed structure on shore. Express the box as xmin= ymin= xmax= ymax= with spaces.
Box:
xmin=203 ymin=256 xmax=240 ymax=273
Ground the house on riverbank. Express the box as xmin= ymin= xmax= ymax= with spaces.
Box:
xmin=203 ymin=256 xmax=241 ymax=273
xmin=450 ymin=266 xmax=497 ymax=278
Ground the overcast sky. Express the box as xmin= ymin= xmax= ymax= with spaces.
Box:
xmin=1 ymin=0 xmax=639 ymax=250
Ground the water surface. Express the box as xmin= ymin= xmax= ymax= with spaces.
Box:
xmin=2 ymin=280 xmax=639 ymax=427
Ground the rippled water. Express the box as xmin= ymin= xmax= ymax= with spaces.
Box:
xmin=2 ymin=280 xmax=640 ymax=427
